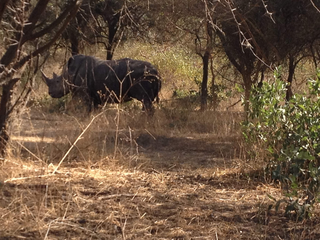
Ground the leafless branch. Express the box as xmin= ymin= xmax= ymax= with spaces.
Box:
xmin=12 ymin=1 xmax=82 ymax=72
xmin=260 ymin=0 xmax=275 ymax=23
xmin=225 ymin=0 xmax=272 ymax=69
xmin=28 ymin=2 xmax=81 ymax=41
xmin=310 ymin=0 xmax=320 ymax=13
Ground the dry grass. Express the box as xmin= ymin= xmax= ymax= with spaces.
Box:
xmin=1 ymin=100 xmax=320 ymax=240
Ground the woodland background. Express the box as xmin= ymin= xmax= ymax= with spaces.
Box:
xmin=1 ymin=0 xmax=320 ymax=239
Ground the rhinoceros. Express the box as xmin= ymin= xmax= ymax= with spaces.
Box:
xmin=42 ymin=54 xmax=161 ymax=112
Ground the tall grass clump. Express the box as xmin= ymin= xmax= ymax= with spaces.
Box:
xmin=242 ymin=69 xmax=320 ymax=219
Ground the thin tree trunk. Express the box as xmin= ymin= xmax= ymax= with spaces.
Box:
xmin=286 ymin=56 xmax=294 ymax=101
xmin=242 ymin=72 xmax=252 ymax=118
xmin=210 ymin=57 xmax=217 ymax=110
xmin=70 ymin=33 xmax=80 ymax=55
xmin=106 ymin=15 xmax=120 ymax=60
xmin=0 ymin=78 xmax=19 ymax=156
xmin=201 ymin=50 xmax=210 ymax=111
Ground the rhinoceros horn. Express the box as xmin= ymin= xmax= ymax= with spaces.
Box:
xmin=41 ymin=70 xmax=50 ymax=85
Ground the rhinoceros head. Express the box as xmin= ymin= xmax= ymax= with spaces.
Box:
xmin=41 ymin=70 xmax=70 ymax=98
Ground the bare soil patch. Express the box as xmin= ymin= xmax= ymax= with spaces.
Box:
xmin=1 ymin=109 xmax=320 ymax=239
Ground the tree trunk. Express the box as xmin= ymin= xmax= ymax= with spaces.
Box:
xmin=201 ymin=50 xmax=210 ymax=111
xmin=106 ymin=43 xmax=114 ymax=61
xmin=0 ymin=78 xmax=19 ymax=156
xmin=286 ymin=56 xmax=294 ymax=101
xmin=70 ymin=32 xmax=80 ymax=55
xmin=210 ymin=57 xmax=217 ymax=110
xmin=242 ymin=72 xmax=252 ymax=117
xmin=106 ymin=14 xmax=120 ymax=60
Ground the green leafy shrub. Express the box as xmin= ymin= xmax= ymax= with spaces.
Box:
xmin=242 ymin=69 xmax=320 ymax=219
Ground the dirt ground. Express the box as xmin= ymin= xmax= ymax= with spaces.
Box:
xmin=1 ymin=108 xmax=320 ymax=240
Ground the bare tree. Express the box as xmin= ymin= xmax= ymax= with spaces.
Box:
xmin=195 ymin=0 xmax=219 ymax=111
xmin=0 ymin=0 xmax=82 ymax=156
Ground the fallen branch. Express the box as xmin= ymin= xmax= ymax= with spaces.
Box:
xmin=98 ymin=193 xmax=148 ymax=201
xmin=52 ymin=111 xmax=104 ymax=174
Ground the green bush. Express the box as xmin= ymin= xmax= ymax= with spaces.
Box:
xmin=242 ymin=69 xmax=320 ymax=219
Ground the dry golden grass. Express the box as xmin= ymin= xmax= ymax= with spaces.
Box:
xmin=1 ymin=100 xmax=320 ymax=239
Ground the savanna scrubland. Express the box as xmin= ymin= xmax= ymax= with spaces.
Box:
xmin=1 ymin=1 xmax=320 ymax=239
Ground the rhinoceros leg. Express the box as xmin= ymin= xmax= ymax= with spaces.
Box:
xmin=142 ymin=98 xmax=154 ymax=114
xmin=71 ymin=89 xmax=94 ymax=112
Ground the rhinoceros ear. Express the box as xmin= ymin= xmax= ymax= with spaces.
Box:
xmin=41 ymin=70 xmax=50 ymax=85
